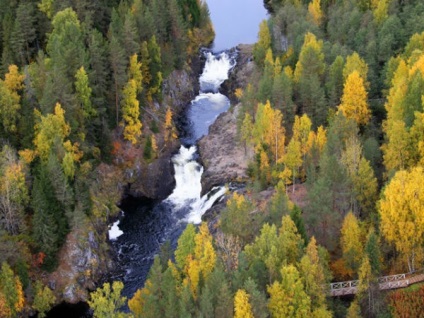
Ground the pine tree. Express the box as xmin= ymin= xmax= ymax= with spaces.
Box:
xmin=258 ymin=49 xmax=274 ymax=102
xmin=123 ymin=12 xmax=139 ymax=57
xmin=109 ymin=9 xmax=128 ymax=126
xmin=87 ymin=29 xmax=109 ymax=117
xmin=290 ymin=206 xmax=308 ymax=245
xmin=272 ymin=68 xmax=294 ymax=127
xmin=1 ymin=12 xmax=16 ymax=75
xmin=364 ymin=228 xmax=381 ymax=275
xmin=74 ymin=66 xmax=95 ymax=140
xmin=75 ymin=67 xmax=95 ymax=119
xmin=243 ymin=278 xmax=268 ymax=318
xmin=31 ymin=162 xmax=68 ymax=269
xmin=267 ymin=181 xmax=290 ymax=227
xmin=45 ymin=8 xmax=87 ymax=125
xmin=326 ymin=56 xmax=345 ymax=108
xmin=294 ymin=32 xmax=326 ymax=125
xmin=147 ymin=36 xmax=163 ymax=100
xmin=214 ymin=279 xmax=233 ymax=318
xmin=294 ymin=32 xmax=325 ymax=81
xmin=10 ymin=2 xmax=36 ymax=66
xmin=354 ymin=157 xmax=377 ymax=217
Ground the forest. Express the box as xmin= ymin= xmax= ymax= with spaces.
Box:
xmin=0 ymin=0 xmax=213 ymax=316
xmin=1 ymin=0 xmax=424 ymax=317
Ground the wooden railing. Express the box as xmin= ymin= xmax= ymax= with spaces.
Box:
xmin=328 ymin=269 xmax=424 ymax=297
xmin=330 ymin=280 xmax=358 ymax=296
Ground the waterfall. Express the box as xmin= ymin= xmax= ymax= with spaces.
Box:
xmin=200 ymin=51 xmax=236 ymax=93
xmin=166 ymin=51 xmax=236 ymax=224
xmin=165 ymin=145 xmax=227 ymax=225
xmin=108 ymin=50 xmax=236 ymax=298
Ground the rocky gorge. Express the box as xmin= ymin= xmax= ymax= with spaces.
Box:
xmin=45 ymin=42 xmax=255 ymax=310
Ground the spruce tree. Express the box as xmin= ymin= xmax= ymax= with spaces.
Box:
xmin=32 ymin=162 xmax=68 ymax=269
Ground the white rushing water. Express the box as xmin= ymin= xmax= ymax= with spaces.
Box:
xmin=200 ymin=51 xmax=236 ymax=92
xmin=165 ymin=51 xmax=236 ymax=224
xmin=109 ymin=220 xmax=123 ymax=240
xmin=166 ymin=145 xmax=227 ymax=224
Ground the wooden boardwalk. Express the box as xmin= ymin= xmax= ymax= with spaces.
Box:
xmin=329 ymin=270 xmax=424 ymax=297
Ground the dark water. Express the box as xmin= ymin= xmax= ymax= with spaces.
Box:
xmin=46 ymin=302 xmax=90 ymax=318
xmin=111 ymin=199 xmax=183 ymax=298
xmin=206 ymin=0 xmax=268 ymax=52
xmin=45 ymin=1 xmax=267 ymax=314
xmin=110 ymin=51 xmax=236 ymax=301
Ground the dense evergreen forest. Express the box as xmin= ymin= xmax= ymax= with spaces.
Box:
xmin=1 ymin=0 xmax=424 ymax=317
xmin=85 ymin=0 xmax=424 ymax=317
xmin=0 ymin=0 xmax=213 ymax=316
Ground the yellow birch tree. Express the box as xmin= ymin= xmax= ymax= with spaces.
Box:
xmin=234 ymin=289 xmax=254 ymax=318
xmin=338 ymin=71 xmax=370 ymax=126
xmin=379 ymin=167 xmax=424 ymax=272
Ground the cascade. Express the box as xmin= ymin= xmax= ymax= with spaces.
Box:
xmin=108 ymin=50 xmax=236 ymax=297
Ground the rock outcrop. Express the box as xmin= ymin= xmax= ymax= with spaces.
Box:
xmin=221 ymin=44 xmax=255 ymax=104
xmin=198 ymin=104 xmax=253 ymax=196
xmin=127 ymin=140 xmax=180 ymax=200
xmin=127 ymin=54 xmax=204 ymax=200
xmin=48 ymin=226 xmax=111 ymax=303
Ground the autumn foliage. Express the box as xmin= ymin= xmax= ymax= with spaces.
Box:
xmin=390 ymin=285 xmax=424 ymax=318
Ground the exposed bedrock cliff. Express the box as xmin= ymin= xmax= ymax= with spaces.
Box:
xmin=127 ymin=139 xmax=180 ymax=200
xmin=48 ymin=56 xmax=204 ymax=306
xmin=198 ymin=104 xmax=252 ymax=196
xmin=221 ymin=44 xmax=254 ymax=104
xmin=126 ymin=55 xmax=204 ymax=200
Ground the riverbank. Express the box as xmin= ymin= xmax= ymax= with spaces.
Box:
xmin=43 ymin=53 xmax=205 ymax=308
xmin=199 ymin=44 xmax=256 ymax=196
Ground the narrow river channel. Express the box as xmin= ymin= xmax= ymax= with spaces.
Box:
xmin=109 ymin=50 xmax=236 ymax=299
xmin=46 ymin=1 xmax=267 ymax=316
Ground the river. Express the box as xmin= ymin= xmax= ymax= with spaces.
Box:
xmin=47 ymin=1 xmax=267 ymax=316
xmin=108 ymin=51 xmax=236 ymax=300
xmin=206 ymin=0 xmax=268 ymax=51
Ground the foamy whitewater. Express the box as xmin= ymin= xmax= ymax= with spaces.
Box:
xmin=109 ymin=51 xmax=236 ymax=298
xmin=165 ymin=145 xmax=227 ymax=224
xmin=109 ymin=220 xmax=123 ymax=240
xmin=165 ymin=51 xmax=236 ymax=224
xmin=200 ymin=51 xmax=236 ymax=92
